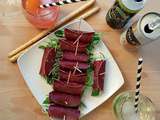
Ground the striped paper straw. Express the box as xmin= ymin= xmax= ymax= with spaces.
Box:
xmin=40 ymin=0 xmax=88 ymax=8
xmin=134 ymin=57 xmax=143 ymax=113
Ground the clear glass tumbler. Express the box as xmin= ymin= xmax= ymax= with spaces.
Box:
xmin=22 ymin=0 xmax=60 ymax=29
xmin=113 ymin=91 xmax=156 ymax=120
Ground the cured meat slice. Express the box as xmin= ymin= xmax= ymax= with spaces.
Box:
xmin=54 ymin=80 xmax=84 ymax=95
xmin=60 ymin=60 xmax=89 ymax=71
xmin=49 ymin=91 xmax=81 ymax=107
xmin=92 ymin=60 xmax=106 ymax=93
xmin=64 ymin=28 xmax=94 ymax=44
xmin=60 ymin=38 xmax=87 ymax=53
xmin=59 ymin=69 xmax=86 ymax=84
xmin=39 ymin=48 xmax=56 ymax=76
xmin=48 ymin=105 xmax=80 ymax=120
xmin=62 ymin=51 xmax=88 ymax=62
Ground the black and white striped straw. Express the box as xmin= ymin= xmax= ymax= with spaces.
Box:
xmin=134 ymin=57 xmax=143 ymax=113
xmin=40 ymin=0 xmax=88 ymax=8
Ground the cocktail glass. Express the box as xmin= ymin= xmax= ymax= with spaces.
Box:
xmin=22 ymin=0 xmax=60 ymax=29
xmin=113 ymin=91 xmax=156 ymax=120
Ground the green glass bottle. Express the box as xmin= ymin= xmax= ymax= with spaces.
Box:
xmin=106 ymin=0 xmax=146 ymax=29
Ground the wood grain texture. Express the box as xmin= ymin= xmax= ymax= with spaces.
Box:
xmin=0 ymin=0 xmax=160 ymax=120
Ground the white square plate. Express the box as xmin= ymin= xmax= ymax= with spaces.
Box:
xmin=17 ymin=19 xmax=124 ymax=117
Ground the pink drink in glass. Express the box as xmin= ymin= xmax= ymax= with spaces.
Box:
xmin=22 ymin=0 xmax=60 ymax=29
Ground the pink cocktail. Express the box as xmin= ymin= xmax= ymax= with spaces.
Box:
xmin=22 ymin=0 xmax=60 ymax=29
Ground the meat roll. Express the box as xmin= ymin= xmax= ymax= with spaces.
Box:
xmin=92 ymin=60 xmax=106 ymax=94
xmin=59 ymin=38 xmax=87 ymax=53
xmin=60 ymin=60 xmax=89 ymax=71
xmin=49 ymin=91 xmax=81 ymax=107
xmin=64 ymin=28 xmax=94 ymax=44
xmin=62 ymin=51 xmax=88 ymax=62
xmin=48 ymin=105 xmax=80 ymax=120
xmin=39 ymin=48 xmax=56 ymax=76
xmin=59 ymin=69 xmax=86 ymax=84
xmin=54 ymin=80 xmax=84 ymax=95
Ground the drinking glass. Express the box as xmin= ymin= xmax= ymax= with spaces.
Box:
xmin=22 ymin=0 xmax=60 ymax=29
xmin=113 ymin=91 xmax=156 ymax=120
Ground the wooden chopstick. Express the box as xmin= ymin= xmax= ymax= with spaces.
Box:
xmin=9 ymin=50 xmax=26 ymax=63
xmin=8 ymin=0 xmax=95 ymax=59
xmin=77 ymin=6 xmax=100 ymax=19
xmin=9 ymin=6 xmax=100 ymax=63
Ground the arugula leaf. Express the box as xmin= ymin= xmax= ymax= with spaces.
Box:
xmin=87 ymin=33 xmax=103 ymax=63
xmin=89 ymin=53 xmax=105 ymax=62
xmin=92 ymin=33 xmax=101 ymax=44
xmin=42 ymin=96 xmax=50 ymax=113
xmin=38 ymin=37 xmax=59 ymax=49
xmin=46 ymin=76 xmax=54 ymax=84
xmin=38 ymin=45 xmax=47 ymax=49
xmin=55 ymin=29 xmax=64 ymax=37
xmin=85 ymin=66 xmax=93 ymax=87
xmin=86 ymin=33 xmax=101 ymax=55
xmin=80 ymin=101 xmax=87 ymax=108
xmin=48 ymin=37 xmax=59 ymax=49
xmin=92 ymin=90 xmax=100 ymax=96
xmin=43 ymin=96 xmax=49 ymax=105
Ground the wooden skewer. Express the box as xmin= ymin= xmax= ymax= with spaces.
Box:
xmin=9 ymin=6 xmax=100 ymax=63
xmin=8 ymin=0 xmax=95 ymax=59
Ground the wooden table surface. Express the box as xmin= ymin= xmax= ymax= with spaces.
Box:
xmin=0 ymin=0 xmax=160 ymax=120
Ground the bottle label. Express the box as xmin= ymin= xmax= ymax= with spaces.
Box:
xmin=106 ymin=1 xmax=135 ymax=29
xmin=126 ymin=26 xmax=141 ymax=46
